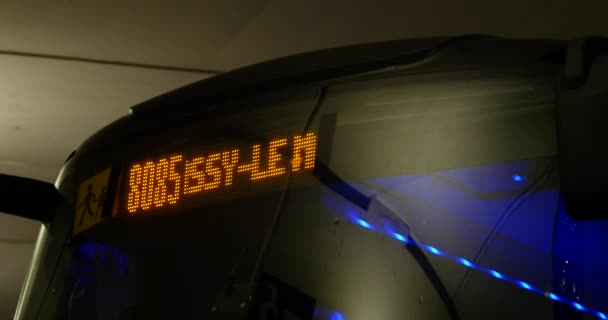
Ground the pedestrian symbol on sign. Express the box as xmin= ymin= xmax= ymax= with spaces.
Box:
xmin=73 ymin=168 xmax=112 ymax=236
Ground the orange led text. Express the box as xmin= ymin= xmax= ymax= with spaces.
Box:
xmin=126 ymin=133 xmax=317 ymax=213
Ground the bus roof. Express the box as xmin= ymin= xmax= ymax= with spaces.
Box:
xmin=74 ymin=35 xmax=565 ymax=160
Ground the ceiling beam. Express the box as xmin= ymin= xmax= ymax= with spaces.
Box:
xmin=0 ymin=49 xmax=223 ymax=74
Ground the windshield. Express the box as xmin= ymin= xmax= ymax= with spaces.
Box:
xmin=35 ymin=67 xmax=608 ymax=320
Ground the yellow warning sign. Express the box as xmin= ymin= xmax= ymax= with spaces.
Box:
xmin=73 ymin=168 xmax=111 ymax=236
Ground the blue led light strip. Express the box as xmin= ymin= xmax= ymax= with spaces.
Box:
xmin=352 ymin=217 xmax=608 ymax=320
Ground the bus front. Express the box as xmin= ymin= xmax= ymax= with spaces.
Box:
xmin=13 ymin=37 xmax=608 ymax=320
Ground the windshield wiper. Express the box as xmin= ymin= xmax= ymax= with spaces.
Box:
xmin=216 ymin=88 xmax=460 ymax=319
xmin=312 ymin=110 xmax=462 ymax=320
xmin=313 ymin=158 xmax=461 ymax=320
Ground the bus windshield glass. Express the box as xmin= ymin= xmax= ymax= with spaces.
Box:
xmin=41 ymin=67 xmax=608 ymax=320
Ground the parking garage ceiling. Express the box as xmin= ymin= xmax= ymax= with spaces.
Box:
xmin=0 ymin=0 xmax=606 ymax=318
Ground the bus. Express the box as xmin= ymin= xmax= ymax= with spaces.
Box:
xmin=2 ymin=35 xmax=608 ymax=320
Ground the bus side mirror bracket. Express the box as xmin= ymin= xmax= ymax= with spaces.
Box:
xmin=0 ymin=174 xmax=59 ymax=222
xmin=557 ymin=36 xmax=608 ymax=220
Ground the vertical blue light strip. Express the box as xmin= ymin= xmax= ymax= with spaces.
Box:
xmin=345 ymin=216 xmax=606 ymax=319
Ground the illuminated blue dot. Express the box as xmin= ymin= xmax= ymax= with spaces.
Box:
xmin=425 ymin=245 xmax=443 ymax=256
xmin=512 ymin=174 xmax=525 ymax=182
xmin=355 ymin=219 xmax=372 ymax=229
xmin=489 ymin=270 xmax=505 ymax=279
xmin=548 ymin=293 xmax=561 ymax=301
xmin=571 ymin=302 xmax=584 ymax=311
xmin=458 ymin=258 xmax=474 ymax=268
xmin=329 ymin=311 xmax=345 ymax=320
xmin=392 ymin=232 xmax=408 ymax=243
xmin=597 ymin=312 xmax=607 ymax=320
xmin=518 ymin=281 xmax=532 ymax=290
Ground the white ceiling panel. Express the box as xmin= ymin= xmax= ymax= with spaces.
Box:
xmin=0 ymin=55 xmax=210 ymax=183
xmin=1 ymin=0 xmax=606 ymax=72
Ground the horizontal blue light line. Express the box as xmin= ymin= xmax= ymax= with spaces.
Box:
xmin=518 ymin=281 xmax=533 ymax=291
xmin=392 ymin=232 xmax=408 ymax=243
xmin=347 ymin=216 xmax=606 ymax=319
xmin=572 ymin=302 xmax=585 ymax=311
xmin=489 ymin=269 xmax=505 ymax=280
xmin=425 ymin=245 xmax=443 ymax=256
xmin=354 ymin=218 xmax=373 ymax=229
xmin=548 ymin=293 xmax=561 ymax=301
xmin=458 ymin=258 xmax=474 ymax=267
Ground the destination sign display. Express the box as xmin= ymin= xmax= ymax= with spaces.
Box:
xmin=125 ymin=133 xmax=317 ymax=214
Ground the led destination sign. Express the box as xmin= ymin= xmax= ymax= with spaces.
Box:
xmin=126 ymin=133 xmax=317 ymax=214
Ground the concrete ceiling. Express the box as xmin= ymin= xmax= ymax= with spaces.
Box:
xmin=2 ymin=0 xmax=607 ymax=71
xmin=0 ymin=0 xmax=606 ymax=318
